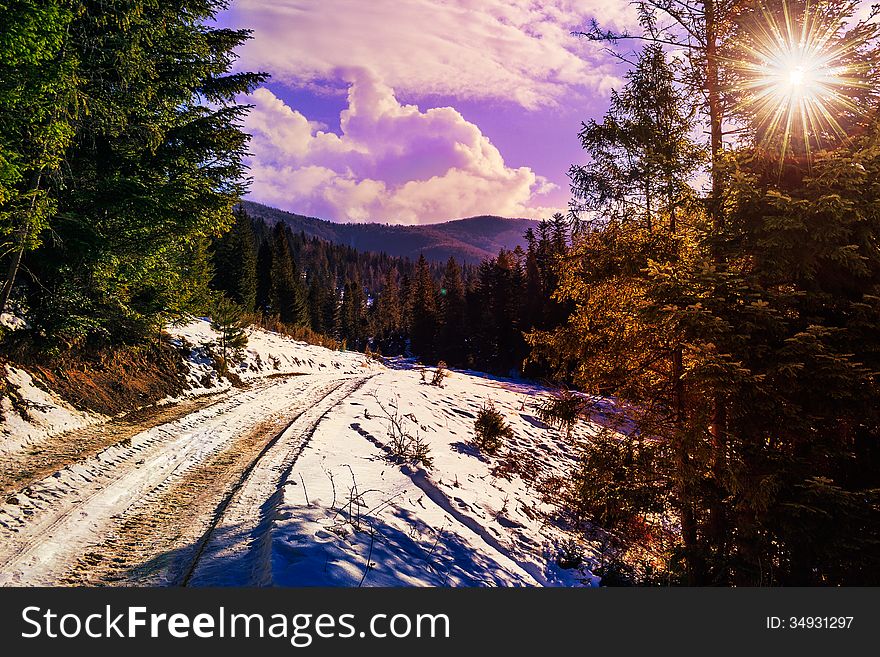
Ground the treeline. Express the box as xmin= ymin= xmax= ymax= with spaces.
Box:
xmin=535 ymin=1 xmax=880 ymax=586
xmin=0 ymin=1 xmax=264 ymax=351
xmin=211 ymin=206 xmax=572 ymax=375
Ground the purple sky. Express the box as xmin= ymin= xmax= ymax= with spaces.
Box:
xmin=217 ymin=1 xmax=638 ymax=224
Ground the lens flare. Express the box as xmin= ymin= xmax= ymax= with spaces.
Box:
xmin=732 ymin=1 xmax=869 ymax=162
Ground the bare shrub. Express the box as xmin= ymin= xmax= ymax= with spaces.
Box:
xmin=364 ymin=344 xmax=384 ymax=364
xmin=369 ymin=393 xmax=433 ymax=468
xmin=430 ymin=361 xmax=449 ymax=387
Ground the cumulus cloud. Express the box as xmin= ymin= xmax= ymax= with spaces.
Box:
xmin=227 ymin=0 xmax=636 ymax=110
xmin=244 ymin=72 xmax=559 ymax=223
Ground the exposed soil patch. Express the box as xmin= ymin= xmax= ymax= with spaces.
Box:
xmin=0 ymin=392 xmax=227 ymax=496
xmin=16 ymin=337 xmax=192 ymax=417
xmin=1 ymin=333 xmax=196 ymax=427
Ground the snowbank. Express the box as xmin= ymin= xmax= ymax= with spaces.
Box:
xmin=0 ymin=312 xmax=27 ymax=331
xmin=168 ymin=318 xmax=381 ymax=395
xmin=1 ymin=366 xmax=104 ymax=454
xmin=1 ymin=317 xmax=382 ymax=452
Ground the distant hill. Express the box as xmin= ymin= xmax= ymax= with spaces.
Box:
xmin=242 ymin=201 xmax=539 ymax=265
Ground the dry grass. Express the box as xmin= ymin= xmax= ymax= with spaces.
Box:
xmin=243 ymin=313 xmax=344 ymax=352
xmin=1 ymin=335 xmax=190 ymax=417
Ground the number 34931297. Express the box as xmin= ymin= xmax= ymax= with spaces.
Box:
xmin=766 ymin=616 xmax=854 ymax=629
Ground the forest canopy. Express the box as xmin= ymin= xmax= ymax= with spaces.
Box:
xmin=0 ymin=0 xmax=266 ymax=349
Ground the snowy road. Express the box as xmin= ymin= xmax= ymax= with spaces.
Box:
xmin=0 ymin=374 xmax=371 ymax=586
xmin=0 ymin=319 xmax=604 ymax=587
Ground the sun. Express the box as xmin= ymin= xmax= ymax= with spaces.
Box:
xmin=732 ymin=1 xmax=870 ymax=163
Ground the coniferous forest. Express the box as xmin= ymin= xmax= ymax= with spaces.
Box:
xmin=1 ymin=0 xmax=879 ymax=588
xmin=210 ymin=204 xmax=570 ymax=376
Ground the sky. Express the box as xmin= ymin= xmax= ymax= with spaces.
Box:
xmin=216 ymin=0 xmax=639 ymax=224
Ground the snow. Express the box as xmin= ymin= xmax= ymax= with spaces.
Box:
xmin=268 ymin=366 xmax=599 ymax=587
xmin=168 ymin=318 xmax=382 ymax=394
xmin=1 ymin=318 xmax=602 ymax=587
xmin=0 ymin=375 xmax=358 ymax=585
xmin=1 ymin=365 xmax=104 ymax=454
xmin=0 ymin=312 xmax=27 ymax=331
xmin=1 ymin=317 xmax=381 ymax=453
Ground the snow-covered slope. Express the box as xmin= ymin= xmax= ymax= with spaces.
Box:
xmin=1 ymin=365 xmax=105 ymax=454
xmin=169 ymin=318 xmax=381 ymax=392
xmin=266 ymin=367 xmax=598 ymax=586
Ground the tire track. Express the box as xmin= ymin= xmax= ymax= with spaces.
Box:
xmin=0 ymin=375 xmax=357 ymax=586
xmin=0 ymin=390 xmax=232 ymax=497
xmin=184 ymin=377 xmax=371 ymax=586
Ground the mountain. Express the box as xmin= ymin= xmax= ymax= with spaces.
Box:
xmin=241 ymin=201 xmax=540 ymax=265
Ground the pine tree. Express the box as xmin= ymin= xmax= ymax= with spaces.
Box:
xmin=211 ymin=204 xmax=257 ymax=312
xmin=437 ymin=257 xmax=467 ymax=366
xmin=269 ymin=223 xmax=308 ymax=326
xmin=409 ymin=254 xmax=438 ymax=361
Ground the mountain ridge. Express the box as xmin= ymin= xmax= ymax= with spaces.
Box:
xmin=242 ymin=201 xmax=540 ymax=265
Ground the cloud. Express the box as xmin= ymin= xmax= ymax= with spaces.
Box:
xmin=244 ymin=72 xmax=560 ymax=223
xmin=226 ymin=0 xmax=635 ymax=110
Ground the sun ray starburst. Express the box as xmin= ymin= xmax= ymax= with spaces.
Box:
xmin=732 ymin=1 xmax=872 ymax=163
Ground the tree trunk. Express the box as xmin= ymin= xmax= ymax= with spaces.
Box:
xmin=0 ymin=172 xmax=42 ymax=314
xmin=705 ymin=0 xmax=724 ymax=232
xmin=673 ymin=345 xmax=703 ymax=584
xmin=704 ymin=0 xmax=730 ymax=582
xmin=0 ymin=228 xmax=27 ymax=313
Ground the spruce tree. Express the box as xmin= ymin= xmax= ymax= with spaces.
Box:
xmin=547 ymin=1 xmax=880 ymax=585
xmin=0 ymin=1 xmax=77 ymax=313
xmin=527 ymin=44 xmax=707 ymax=581
xmin=649 ymin=122 xmax=880 ymax=584
xmin=373 ymin=267 xmax=405 ymax=354
xmin=338 ymin=278 xmax=367 ymax=349
xmin=269 ymin=223 xmax=308 ymax=327
xmin=569 ymin=44 xmax=702 ymax=232
xmin=307 ymin=276 xmax=328 ymax=335
xmin=437 ymin=257 xmax=467 ymax=366
xmin=18 ymin=0 xmax=267 ymax=346
xmin=255 ymin=238 xmax=272 ymax=315
xmin=211 ymin=204 xmax=257 ymax=312
xmin=210 ymin=295 xmax=248 ymax=366
xmin=475 ymin=249 xmax=526 ymax=374
xmin=409 ymin=254 xmax=437 ymax=361
xmin=523 ymin=229 xmax=545 ymax=330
